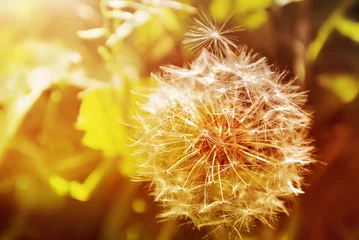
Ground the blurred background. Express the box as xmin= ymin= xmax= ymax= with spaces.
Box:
xmin=0 ymin=0 xmax=358 ymax=239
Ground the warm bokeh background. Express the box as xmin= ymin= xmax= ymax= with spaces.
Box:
xmin=0 ymin=0 xmax=358 ymax=239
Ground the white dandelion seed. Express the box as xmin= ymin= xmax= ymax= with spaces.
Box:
xmin=183 ymin=10 xmax=242 ymax=59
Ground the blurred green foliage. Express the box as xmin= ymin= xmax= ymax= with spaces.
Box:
xmin=77 ymin=87 xmax=128 ymax=158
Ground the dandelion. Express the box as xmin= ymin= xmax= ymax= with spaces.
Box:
xmin=133 ymin=12 xmax=314 ymax=239
xmin=183 ymin=10 xmax=241 ymax=58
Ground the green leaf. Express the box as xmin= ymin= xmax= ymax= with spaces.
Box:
xmin=235 ymin=0 xmax=271 ymax=30
xmin=306 ymin=0 xmax=354 ymax=62
xmin=336 ymin=18 xmax=359 ymax=43
xmin=275 ymin=0 xmax=302 ymax=6
xmin=157 ymin=8 xmax=181 ymax=35
xmin=48 ymin=161 xmax=107 ymax=202
xmin=241 ymin=9 xmax=268 ymax=30
xmin=77 ymin=28 xmax=107 ymax=40
xmin=0 ymin=70 xmax=52 ymax=163
xmin=210 ymin=0 xmax=232 ymax=19
xmin=151 ymin=35 xmax=175 ymax=60
xmin=319 ymin=74 xmax=359 ymax=103
xmin=236 ymin=0 xmax=272 ymax=14
xmin=76 ymin=86 xmax=128 ymax=157
xmin=49 ymin=175 xmax=69 ymax=196
xmin=106 ymin=10 xmax=151 ymax=47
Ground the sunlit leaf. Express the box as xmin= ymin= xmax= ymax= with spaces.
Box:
xmin=49 ymin=175 xmax=69 ymax=196
xmin=319 ymin=74 xmax=359 ymax=103
xmin=118 ymin=155 xmax=136 ymax=176
xmin=275 ymin=0 xmax=302 ymax=6
xmin=131 ymin=8 xmax=179 ymax=59
xmin=97 ymin=46 xmax=115 ymax=69
xmin=0 ymin=71 xmax=52 ymax=162
xmin=133 ymin=18 xmax=165 ymax=50
xmin=49 ymin=161 xmax=107 ymax=202
xmin=76 ymin=86 xmax=128 ymax=157
xmin=0 ymin=43 xmax=89 ymax=163
xmin=2 ymin=0 xmax=37 ymax=21
xmin=336 ymin=18 xmax=359 ymax=43
xmin=0 ymin=38 xmax=69 ymax=77
xmin=236 ymin=0 xmax=272 ymax=14
xmin=306 ymin=0 xmax=354 ymax=62
xmin=241 ymin=9 xmax=268 ymax=30
xmin=161 ymin=0 xmax=196 ymax=13
xmin=116 ymin=77 xmax=157 ymax=176
xmin=69 ymin=181 xmax=90 ymax=201
xmin=48 ymin=149 xmax=112 ymax=202
xmin=106 ymin=10 xmax=151 ymax=46
xmin=151 ymin=35 xmax=175 ymax=60
xmin=106 ymin=0 xmax=130 ymax=9
xmin=77 ymin=4 xmax=98 ymax=20
xmin=16 ymin=176 xmax=63 ymax=211
xmin=77 ymin=28 xmax=108 ymax=40
xmin=103 ymin=10 xmax=133 ymax=20
xmin=210 ymin=0 xmax=232 ymax=19
xmin=157 ymin=8 xmax=181 ymax=35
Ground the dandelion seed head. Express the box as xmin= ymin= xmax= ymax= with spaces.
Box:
xmin=133 ymin=13 xmax=314 ymax=239
xmin=183 ymin=10 xmax=241 ymax=59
